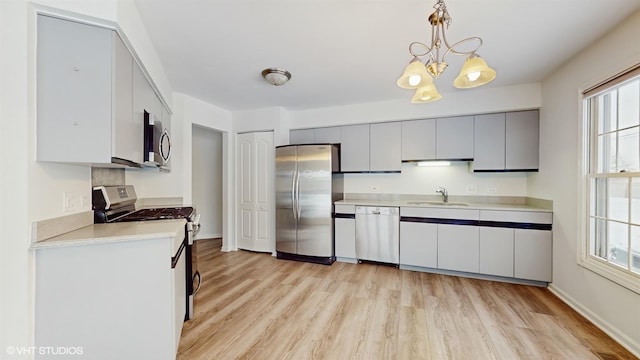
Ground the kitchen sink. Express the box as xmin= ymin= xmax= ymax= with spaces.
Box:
xmin=406 ymin=201 xmax=468 ymax=207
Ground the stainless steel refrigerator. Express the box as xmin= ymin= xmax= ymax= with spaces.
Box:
xmin=276 ymin=144 xmax=343 ymax=265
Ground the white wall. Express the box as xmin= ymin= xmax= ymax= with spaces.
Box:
xmin=290 ymin=83 xmax=541 ymax=128
xmin=176 ymin=93 xmax=234 ymax=251
xmin=233 ymin=107 xmax=290 ymax=146
xmin=0 ymin=0 xmax=175 ymax=352
xmin=529 ymin=10 xmax=640 ymax=356
xmin=1 ymin=0 xmax=33 ymax=352
xmin=192 ymin=126 xmax=223 ymax=239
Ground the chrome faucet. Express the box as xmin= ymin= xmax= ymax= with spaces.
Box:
xmin=436 ymin=187 xmax=448 ymax=203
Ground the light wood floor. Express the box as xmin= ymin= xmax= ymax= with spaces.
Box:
xmin=178 ymin=238 xmax=637 ymax=360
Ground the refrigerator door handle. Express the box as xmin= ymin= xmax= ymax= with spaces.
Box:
xmin=295 ymin=170 xmax=301 ymax=220
xmin=291 ymin=168 xmax=297 ymax=220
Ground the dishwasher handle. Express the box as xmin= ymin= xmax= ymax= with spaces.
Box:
xmin=356 ymin=206 xmax=399 ymax=216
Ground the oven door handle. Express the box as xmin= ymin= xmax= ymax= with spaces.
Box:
xmin=171 ymin=241 xmax=185 ymax=269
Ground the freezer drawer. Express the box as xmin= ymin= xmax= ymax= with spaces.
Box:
xmin=355 ymin=206 xmax=400 ymax=264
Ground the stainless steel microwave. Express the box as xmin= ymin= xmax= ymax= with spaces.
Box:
xmin=143 ymin=110 xmax=171 ymax=170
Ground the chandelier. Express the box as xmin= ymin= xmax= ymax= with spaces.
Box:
xmin=397 ymin=0 xmax=496 ymax=103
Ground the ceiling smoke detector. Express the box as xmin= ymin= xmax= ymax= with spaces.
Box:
xmin=261 ymin=68 xmax=292 ymax=86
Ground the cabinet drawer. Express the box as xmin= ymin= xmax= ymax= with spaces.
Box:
xmin=479 ymin=210 xmax=552 ymax=224
xmin=335 ymin=204 xmax=356 ymax=214
xmin=401 ymin=207 xmax=479 ymax=220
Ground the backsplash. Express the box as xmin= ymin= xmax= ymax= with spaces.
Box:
xmin=344 ymin=161 xmax=528 ymax=197
xmin=91 ymin=168 xmax=125 ymax=187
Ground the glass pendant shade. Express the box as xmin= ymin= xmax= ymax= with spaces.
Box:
xmin=397 ymin=58 xmax=432 ymax=89
xmin=411 ymin=83 xmax=442 ymax=103
xmin=453 ymin=55 xmax=496 ymax=89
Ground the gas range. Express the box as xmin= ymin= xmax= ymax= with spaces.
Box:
xmin=92 ymin=185 xmax=201 ymax=320
xmin=116 ymin=207 xmax=197 ymax=221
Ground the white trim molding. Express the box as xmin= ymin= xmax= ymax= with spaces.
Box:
xmin=548 ymin=284 xmax=640 ymax=358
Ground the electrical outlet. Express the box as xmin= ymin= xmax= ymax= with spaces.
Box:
xmin=80 ymin=195 xmax=90 ymax=207
xmin=466 ymin=185 xmax=477 ymax=194
xmin=63 ymin=192 xmax=75 ymax=212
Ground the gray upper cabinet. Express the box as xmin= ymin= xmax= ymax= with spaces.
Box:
xmin=370 ymin=122 xmax=401 ymax=172
xmin=289 ymin=129 xmax=315 ymax=144
xmin=314 ymin=126 xmax=341 ymax=144
xmin=472 ymin=110 xmax=539 ymax=172
xmin=473 ymin=113 xmax=506 ymax=171
xmin=401 ymin=119 xmax=436 ymax=161
xmin=37 ymin=15 xmax=165 ymax=168
xmin=436 ymin=116 xmax=474 ymax=160
xmin=113 ymin=37 xmax=138 ymax=164
xmin=340 ymin=124 xmax=370 ymax=172
xmin=37 ymin=15 xmax=115 ymax=165
xmin=506 ymin=110 xmax=539 ymax=170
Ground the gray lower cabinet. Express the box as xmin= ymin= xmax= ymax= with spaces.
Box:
xmin=290 ymin=129 xmax=315 ymax=144
xmin=437 ymin=224 xmax=480 ymax=273
xmin=506 ymin=110 xmax=539 ymax=170
xmin=400 ymin=207 xmax=552 ymax=284
xmin=399 ymin=221 xmax=438 ymax=268
xmin=514 ymin=229 xmax=552 ymax=282
xmin=401 ymin=119 xmax=436 ymax=161
xmin=314 ymin=126 xmax=341 ymax=144
xmin=436 ymin=116 xmax=474 ymax=160
xmin=335 ymin=205 xmax=356 ymax=261
xmin=370 ymin=122 xmax=401 ymax=172
xmin=340 ymin=124 xmax=370 ymax=172
xmin=479 ymin=227 xmax=514 ymax=277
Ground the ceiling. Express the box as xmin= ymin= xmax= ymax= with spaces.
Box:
xmin=132 ymin=0 xmax=640 ymax=111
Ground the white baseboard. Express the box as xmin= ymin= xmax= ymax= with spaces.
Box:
xmin=548 ymin=284 xmax=640 ymax=358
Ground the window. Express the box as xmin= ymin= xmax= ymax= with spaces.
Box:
xmin=583 ymin=66 xmax=640 ymax=293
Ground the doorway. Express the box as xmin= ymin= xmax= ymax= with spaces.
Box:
xmin=192 ymin=125 xmax=223 ymax=240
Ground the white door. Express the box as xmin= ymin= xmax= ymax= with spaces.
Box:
xmin=237 ymin=132 xmax=274 ymax=252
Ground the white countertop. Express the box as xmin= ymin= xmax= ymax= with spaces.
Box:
xmin=335 ymin=199 xmax=551 ymax=212
xmin=31 ymin=219 xmax=186 ymax=250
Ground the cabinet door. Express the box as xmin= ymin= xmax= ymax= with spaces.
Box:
xmin=290 ymin=129 xmax=315 ymax=144
xmin=133 ymin=62 xmax=152 ymax=130
xmin=479 ymin=227 xmax=514 ymax=277
xmin=506 ymin=110 xmax=539 ymax=170
xmin=335 ymin=218 xmax=356 ymax=259
xmin=400 ymin=221 xmax=438 ymax=268
xmin=438 ymin=224 xmax=479 ymax=273
xmin=112 ymin=33 xmax=139 ymax=163
xmin=314 ymin=127 xmax=341 ymax=144
xmin=36 ymin=15 xmax=112 ymax=163
xmin=370 ymin=122 xmax=401 ymax=172
xmin=340 ymin=124 xmax=370 ymax=172
xmin=514 ymin=229 xmax=552 ymax=282
xmin=473 ymin=113 xmax=505 ymax=171
xmin=436 ymin=116 xmax=474 ymax=160
xmin=401 ymin=119 xmax=436 ymax=161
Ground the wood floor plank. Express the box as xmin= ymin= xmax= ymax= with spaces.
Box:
xmin=177 ymin=239 xmax=639 ymax=360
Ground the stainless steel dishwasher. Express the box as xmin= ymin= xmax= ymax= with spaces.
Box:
xmin=355 ymin=206 xmax=400 ymax=265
